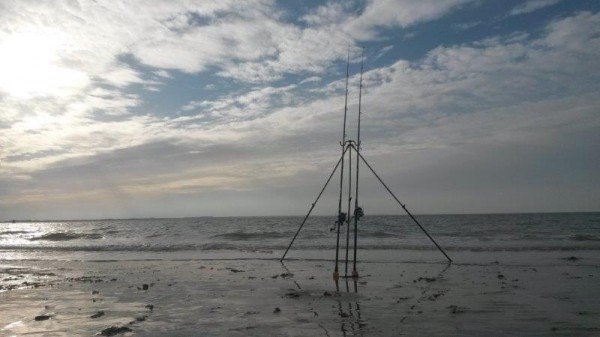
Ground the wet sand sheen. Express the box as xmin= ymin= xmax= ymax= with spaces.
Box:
xmin=1 ymin=257 xmax=599 ymax=336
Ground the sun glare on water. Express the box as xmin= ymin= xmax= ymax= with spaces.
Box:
xmin=0 ymin=29 xmax=88 ymax=99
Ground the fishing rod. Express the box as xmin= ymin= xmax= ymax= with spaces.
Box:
xmin=344 ymin=141 xmax=353 ymax=276
xmin=334 ymin=52 xmax=351 ymax=280
xmin=352 ymin=49 xmax=365 ymax=277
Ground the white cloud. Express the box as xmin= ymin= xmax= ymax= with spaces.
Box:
xmin=152 ymin=70 xmax=173 ymax=79
xmin=375 ymin=45 xmax=394 ymax=59
xmin=99 ymin=66 xmax=148 ymax=87
xmin=179 ymin=84 xmax=298 ymax=122
xmin=452 ymin=21 xmax=481 ymax=30
xmin=346 ymin=0 xmax=472 ymax=39
xmin=300 ymin=76 xmax=322 ymax=84
xmin=509 ymin=0 xmax=563 ymax=16
xmin=0 ymin=0 xmax=472 ymax=90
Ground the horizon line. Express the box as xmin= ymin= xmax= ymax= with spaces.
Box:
xmin=3 ymin=210 xmax=599 ymax=223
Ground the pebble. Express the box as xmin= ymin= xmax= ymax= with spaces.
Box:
xmin=34 ymin=315 xmax=51 ymax=321
xmin=100 ymin=326 xmax=132 ymax=336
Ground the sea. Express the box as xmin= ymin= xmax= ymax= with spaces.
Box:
xmin=1 ymin=213 xmax=599 ymax=264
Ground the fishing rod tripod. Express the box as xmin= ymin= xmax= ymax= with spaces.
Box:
xmin=280 ymin=50 xmax=451 ymax=280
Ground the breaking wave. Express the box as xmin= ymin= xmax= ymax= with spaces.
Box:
xmin=29 ymin=232 xmax=103 ymax=241
xmin=213 ymin=231 xmax=294 ymax=240
xmin=570 ymin=234 xmax=600 ymax=241
xmin=0 ymin=230 xmax=31 ymax=236
xmin=360 ymin=230 xmax=400 ymax=238
xmin=1 ymin=243 xmax=599 ymax=252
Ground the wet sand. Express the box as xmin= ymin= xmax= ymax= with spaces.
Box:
xmin=1 ymin=256 xmax=599 ymax=336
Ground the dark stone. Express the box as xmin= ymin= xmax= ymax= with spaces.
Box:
xmin=92 ymin=290 xmax=99 ymax=295
xmin=145 ymin=304 xmax=154 ymax=311
xmin=227 ymin=268 xmax=244 ymax=273
xmin=142 ymin=284 xmax=149 ymax=290
xmin=323 ymin=291 xmax=332 ymax=297
xmin=284 ymin=291 xmax=300 ymax=299
xmin=273 ymin=307 xmax=281 ymax=313
xmin=565 ymin=256 xmax=579 ymax=261
xmin=100 ymin=326 xmax=132 ymax=336
xmin=91 ymin=311 xmax=105 ymax=319
xmin=448 ymin=305 xmax=465 ymax=314
xmin=396 ymin=297 xmax=410 ymax=303
xmin=497 ymin=274 xmax=505 ymax=279
xmin=34 ymin=315 xmax=51 ymax=321
xmin=427 ymin=292 xmax=444 ymax=301
xmin=340 ymin=312 xmax=349 ymax=318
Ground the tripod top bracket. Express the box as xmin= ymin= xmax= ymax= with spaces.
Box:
xmin=340 ymin=139 xmax=358 ymax=147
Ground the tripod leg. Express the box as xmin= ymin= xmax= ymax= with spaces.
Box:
xmin=281 ymin=147 xmax=349 ymax=262
xmin=354 ymin=147 xmax=452 ymax=263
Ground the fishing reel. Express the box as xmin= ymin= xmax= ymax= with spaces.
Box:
xmin=354 ymin=207 xmax=364 ymax=220
xmin=330 ymin=212 xmax=347 ymax=231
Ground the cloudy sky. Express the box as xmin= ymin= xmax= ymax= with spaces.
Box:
xmin=1 ymin=0 xmax=599 ymax=220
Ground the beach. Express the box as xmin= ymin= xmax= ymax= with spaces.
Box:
xmin=2 ymin=1 xmax=600 ymax=335
xmin=1 ymin=214 xmax=600 ymax=336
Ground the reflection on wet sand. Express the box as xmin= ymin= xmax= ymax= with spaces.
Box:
xmin=334 ymin=277 xmax=364 ymax=337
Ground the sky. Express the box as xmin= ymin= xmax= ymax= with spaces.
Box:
xmin=0 ymin=0 xmax=599 ymax=220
